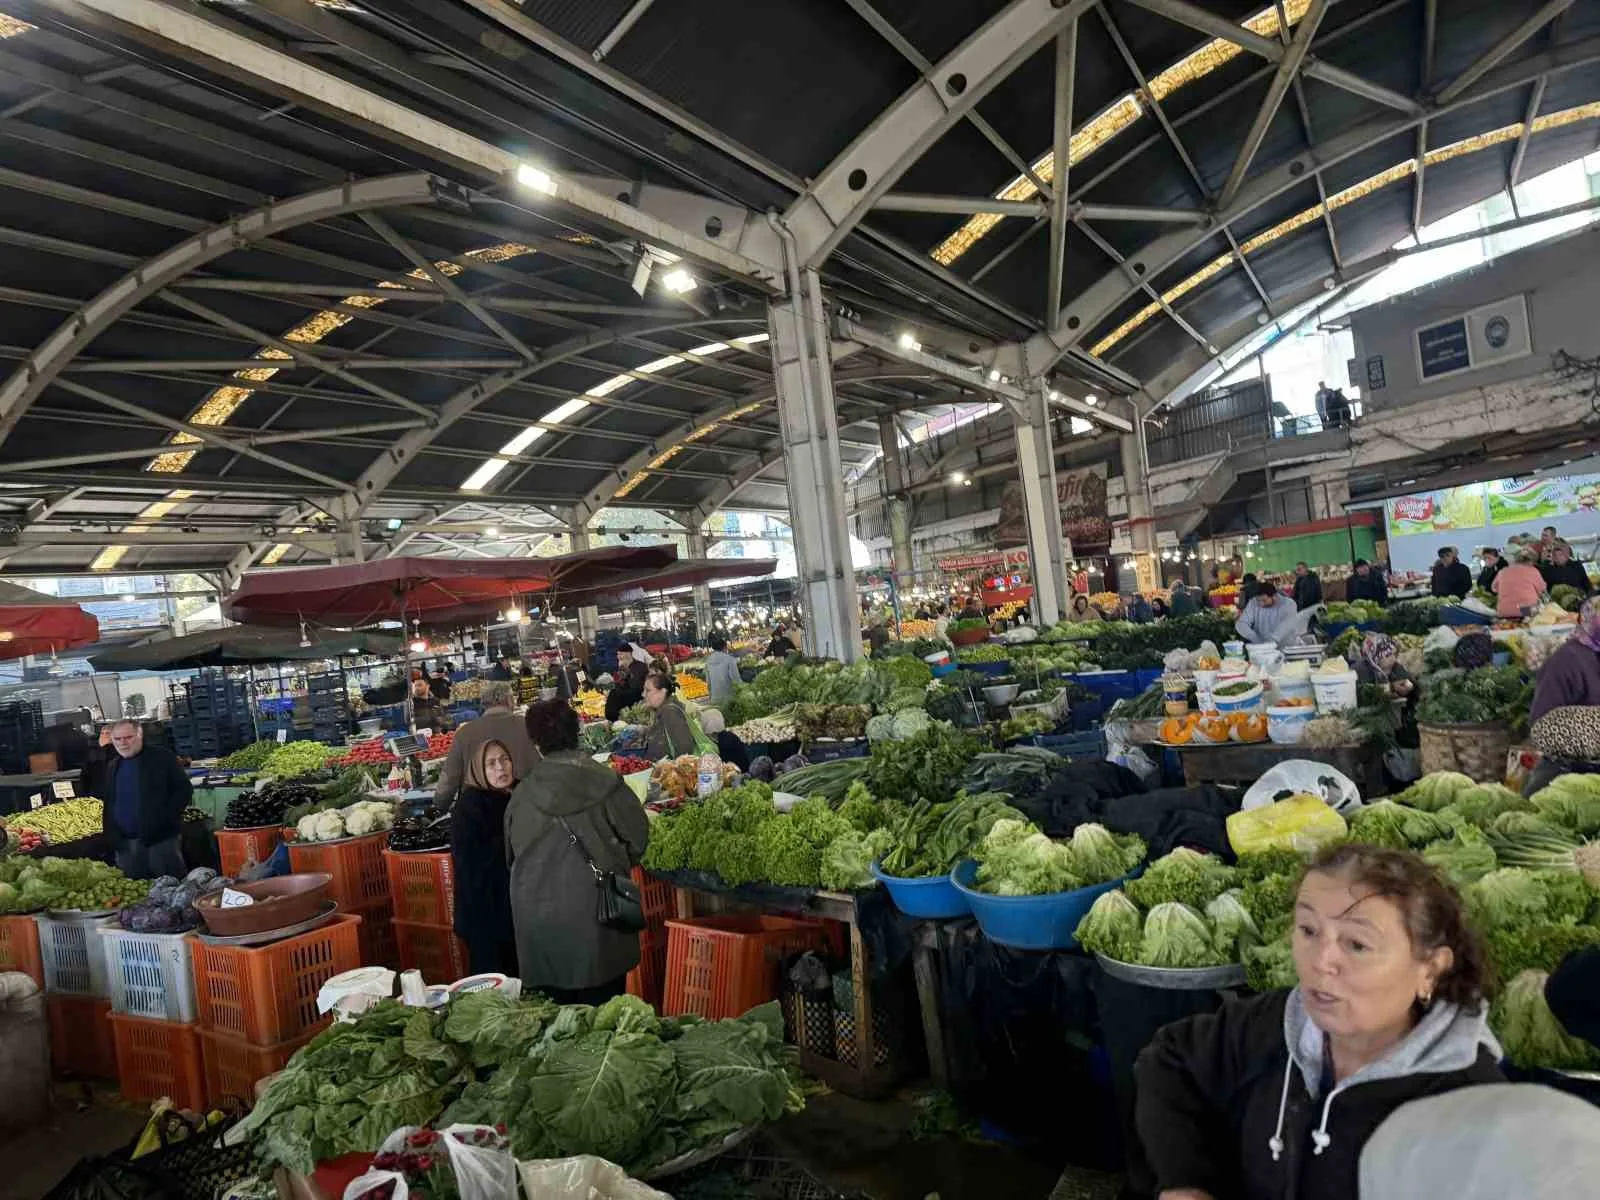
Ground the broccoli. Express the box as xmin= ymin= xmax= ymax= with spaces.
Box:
xmin=755 ymin=819 xmax=822 ymax=887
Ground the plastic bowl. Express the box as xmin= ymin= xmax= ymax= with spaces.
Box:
xmin=194 ymin=873 xmax=333 ymax=936
xmin=1212 ymin=683 xmax=1264 ymax=713
xmin=982 ymin=682 xmax=1021 ymax=706
xmin=950 ymin=860 xmax=1134 ymax=951
xmin=870 ymin=862 xmax=971 ymax=919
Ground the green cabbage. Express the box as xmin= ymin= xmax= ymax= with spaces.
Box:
xmin=1074 ymin=889 xmax=1142 ymax=960
xmin=1067 ymin=822 xmax=1146 ymax=884
xmin=1205 ymin=890 xmax=1262 ymax=958
xmin=1530 ymin=775 xmax=1600 ymax=835
xmin=1125 ymin=848 xmax=1236 ymax=910
xmin=1137 ymin=902 xmax=1228 ymax=968
xmin=973 ymin=820 xmax=1084 ymax=896
xmin=1394 ymin=771 xmax=1476 ymax=812
xmin=1491 ymin=970 xmax=1600 ymax=1071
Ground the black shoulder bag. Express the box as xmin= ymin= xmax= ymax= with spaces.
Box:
xmin=558 ymin=816 xmax=646 ymax=932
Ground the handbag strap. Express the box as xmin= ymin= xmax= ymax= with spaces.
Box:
xmin=557 ymin=816 xmax=607 ymax=881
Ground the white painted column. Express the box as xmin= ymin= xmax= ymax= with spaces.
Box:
xmin=1013 ymin=383 xmax=1065 ymax=626
xmin=766 ymin=266 xmax=860 ymax=662
xmin=877 ymin=415 xmax=915 ymax=593
xmin=685 ymin=529 xmax=715 ymax=635
xmin=568 ymin=528 xmax=601 ymax=640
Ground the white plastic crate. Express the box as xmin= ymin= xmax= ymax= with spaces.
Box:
xmin=100 ymin=927 xmax=198 ymax=1022
xmin=34 ymin=914 xmax=114 ymax=998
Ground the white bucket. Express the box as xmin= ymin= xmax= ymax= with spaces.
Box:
xmin=1267 ymin=704 xmax=1316 ymax=744
xmin=923 ymin=649 xmax=952 ymax=667
xmin=1312 ymin=670 xmax=1358 ymax=713
xmin=1273 ymin=678 xmax=1315 ymax=705
xmin=1193 ymin=668 xmax=1218 ymax=712
xmin=1247 ymin=643 xmax=1284 ymax=671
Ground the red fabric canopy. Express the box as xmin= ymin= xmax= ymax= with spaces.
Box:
xmin=0 ymin=581 xmax=100 ymax=661
xmin=546 ymin=558 xmax=780 ymax=608
xmin=221 ymin=546 xmax=678 ymax=628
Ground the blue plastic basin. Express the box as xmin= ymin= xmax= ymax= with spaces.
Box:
xmin=951 ymin=859 xmax=1133 ymax=951
xmin=871 ymin=862 xmax=971 ymax=919
xmin=960 ymin=659 xmax=1012 ymax=678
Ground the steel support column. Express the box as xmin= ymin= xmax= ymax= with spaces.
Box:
xmin=685 ymin=530 xmax=715 ymax=636
xmin=1013 ymin=383 xmax=1065 ymax=627
xmin=766 ymin=253 xmax=860 ymax=662
xmin=876 ymin=415 xmax=915 ymax=593
xmin=1120 ymin=425 xmax=1157 ymax=558
xmin=569 ymin=527 xmax=601 ymax=641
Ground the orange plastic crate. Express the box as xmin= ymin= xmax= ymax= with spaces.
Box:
xmin=0 ymin=913 xmax=43 ymax=988
xmin=626 ymin=926 xmax=667 ymax=1011
xmin=393 ymin=919 xmax=468 ymax=984
xmin=191 ymin=913 xmax=361 ymax=1045
xmin=355 ymin=903 xmax=399 ymax=969
xmin=46 ymin=993 xmax=116 ymax=1079
xmin=110 ymin=1013 xmax=206 ymax=1110
xmin=383 ymin=850 xmax=456 ymax=925
xmin=662 ymin=915 xmax=836 ymax=1020
xmin=200 ymin=1028 xmax=316 ymax=1108
xmin=287 ymin=832 xmax=390 ymax=911
xmin=635 ymin=867 xmax=674 ymax=924
xmin=216 ymin=826 xmax=283 ymax=876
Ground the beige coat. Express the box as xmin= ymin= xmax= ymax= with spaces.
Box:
xmin=433 ymin=706 xmax=539 ymax=808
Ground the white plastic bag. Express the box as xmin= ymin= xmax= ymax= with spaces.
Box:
xmin=344 ymin=1125 xmax=517 ymax=1200
xmin=518 ymin=1156 xmax=670 ymax=1199
xmin=1108 ymin=744 xmax=1159 ymax=784
xmin=1241 ymin=760 xmax=1361 ymax=816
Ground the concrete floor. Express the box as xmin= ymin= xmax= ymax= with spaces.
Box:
xmin=0 ymin=1084 xmax=147 ymax=1200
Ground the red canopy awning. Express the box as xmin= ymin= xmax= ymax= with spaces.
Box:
xmin=222 ymin=546 xmax=678 ymax=628
xmin=548 ymin=558 xmax=780 ymax=609
xmin=0 ymin=581 xmax=100 ymax=661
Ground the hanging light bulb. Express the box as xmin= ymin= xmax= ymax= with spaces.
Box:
xmin=504 ymin=604 xmax=523 ymax=622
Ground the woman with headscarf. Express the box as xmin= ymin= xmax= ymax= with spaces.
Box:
xmin=1352 ymin=632 xmax=1414 ymax=698
xmin=1525 ymin=598 xmax=1600 ymax=794
xmin=1066 ymin=593 xmax=1102 ymax=623
xmin=450 ymin=738 xmax=520 ymax=976
xmin=642 ymin=671 xmax=697 ymax=761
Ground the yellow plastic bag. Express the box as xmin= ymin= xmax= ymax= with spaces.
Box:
xmin=1227 ymin=793 xmax=1348 ymax=856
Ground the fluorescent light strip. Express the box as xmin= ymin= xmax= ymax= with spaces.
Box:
xmin=1088 ymin=103 xmax=1600 ymax=356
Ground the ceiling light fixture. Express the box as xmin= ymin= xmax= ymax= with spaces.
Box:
xmin=897 ymin=331 xmax=921 ymax=352
xmin=1085 ymin=393 xmax=1099 ymax=405
xmin=661 ymin=267 xmax=698 ymax=294
xmin=515 ymin=163 xmax=557 ymax=195
xmin=409 ymin=638 xmax=427 ymax=653
xmin=504 ymin=604 xmax=523 ymax=622
xmin=484 ymin=526 xmax=499 ymax=537
xmin=987 ymin=369 xmax=1001 ymax=383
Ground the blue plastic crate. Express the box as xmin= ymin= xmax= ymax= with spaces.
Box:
xmin=806 ymin=738 xmax=869 ymax=763
xmin=1067 ymin=697 xmax=1106 ymax=730
xmin=1133 ymin=667 xmax=1164 ymax=691
xmin=1068 ymin=670 xmax=1143 ymax=701
xmin=1032 ymin=729 xmax=1106 ymax=759
xmin=959 ymin=660 xmax=1011 ymax=678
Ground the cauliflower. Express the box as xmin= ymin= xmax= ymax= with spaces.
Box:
xmin=310 ymin=810 xmax=346 ymax=841
xmin=344 ymin=807 xmax=376 ymax=836
xmin=296 ymin=814 xmax=322 ymax=841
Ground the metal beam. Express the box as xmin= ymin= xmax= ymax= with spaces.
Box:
xmin=64 ymin=0 xmax=782 ymax=291
xmin=1047 ymin=20 xmax=1078 ymax=332
xmin=0 ymin=172 xmax=440 ymax=454
xmin=592 ymin=0 xmax=655 ymax=62
xmin=1413 ymin=0 xmax=1437 ymax=239
xmin=874 ymin=194 xmax=1045 ymax=217
xmin=1120 ymin=0 xmax=1424 ymax=115
xmin=1022 ymin=33 xmax=1600 ymax=374
xmin=0 ymin=420 xmax=426 ymax=473
xmin=1508 ymin=76 xmax=1549 ymax=203
xmin=784 ymin=0 xmax=1096 ymax=268
xmin=63 ymin=357 xmax=521 ymax=374
xmin=840 ymin=0 xmax=1056 ymax=202
xmin=1218 ymin=0 xmax=1328 ymax=210
xmin=1435 ymin=0 xmax=1576 ymax=105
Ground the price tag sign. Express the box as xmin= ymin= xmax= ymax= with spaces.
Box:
xmin=29 ymin=793 xmax=42 ymax=810
xmin=51 ymin=780 xmax=74 ymax=799
xmin=276 ymin=728 xmax=289 ymax=744
xmin=219 ymin=887 xmax=255 ymax=909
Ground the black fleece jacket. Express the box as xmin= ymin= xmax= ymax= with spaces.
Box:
xmin=1134 ymin=990 xmax=1501 ymax=1200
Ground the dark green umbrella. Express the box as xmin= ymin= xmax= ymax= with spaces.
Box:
xmin=89 ymin=624 xmax=403 ymax=671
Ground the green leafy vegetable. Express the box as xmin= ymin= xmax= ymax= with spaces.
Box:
xmin=1529 ymin=774 xmax=1600 ymax=835
xmin=1124 ymin=848 xmax=1237 ymax=911
xmin=1491 ymin=970 xmax=1599 ymax=1071
xmin=1138 ymin=902 xmax=1229 ymax=968
xmin=1074 ymin=889 xmax=1143 ymax=960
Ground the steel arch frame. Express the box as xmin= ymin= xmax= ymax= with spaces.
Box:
xmin=0 ymin=171 xmax=444 ymax=451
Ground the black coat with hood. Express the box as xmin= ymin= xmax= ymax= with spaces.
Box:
xmin=1134 ymin=988 xmax=1501 ymax=1200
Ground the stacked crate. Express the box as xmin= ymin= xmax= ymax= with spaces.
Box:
xmin=289 ymin=833 xmax=398 ymax=967
xmin=625 ymin=868 xmax=675 ymax=1009
xmin=384 ymin=849 xmax=467 ymax=983
xmin=170 ymin=670 xmax=253 ymax=759
xmin=102 ymin=926 xmax=207 ymax=1110
xmin=305 ymin=672 xmax=349 ymax=744
xmin=0 ymin=698 xmax=44 ymax=774
xmin=36 ymin=913 xmax=118 ymax=1081
xmin=192 ymin=913 xmax=362 ymax=1107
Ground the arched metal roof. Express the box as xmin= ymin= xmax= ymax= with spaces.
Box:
xmin=0 ymin=0 xmax=1596 ymax=577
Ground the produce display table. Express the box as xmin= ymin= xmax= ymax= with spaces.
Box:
xmin=662 ymin=878 xmax=917 ymax=1099
xmin=0 ymin=769 xmax=82 ymax=816
xmin=191 ymin=783 xmax=252 ymax=825
xmin=1172 ymin=740 xmax=1386 ymax=792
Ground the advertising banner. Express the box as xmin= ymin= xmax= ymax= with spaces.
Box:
xmin=995 ymin=463 xmax=1111 ymax=550
xmin=1384 ymin=484 xmax=1487 ymax=537
xmin=1487 ymin=475 xmax=1600 ymax=524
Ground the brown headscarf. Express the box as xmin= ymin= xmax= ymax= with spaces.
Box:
xmin=465 ymin=738 xmax=515 ymax=793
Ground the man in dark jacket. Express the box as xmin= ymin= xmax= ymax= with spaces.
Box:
xmin=1348 ymin=559 xmax=1389 ymax=604
xmin=106 ymin=720 xmax=192 ymax=878
xmin=1168 ymin=580 xmax=1198 ymax=618
xmin=1291 ymin=562 xmax=1323 ymax=610
xmin=1476 ymin=547 xmax=1504 ymax=592
xmin=1539 ymin=542 xmax=1592 ymax=596
xmin=1431 ymin=547 xmax=1472 ymax=598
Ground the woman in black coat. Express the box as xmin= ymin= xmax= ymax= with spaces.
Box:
xmin=449 ymin=738 xmax=520 ymax=976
